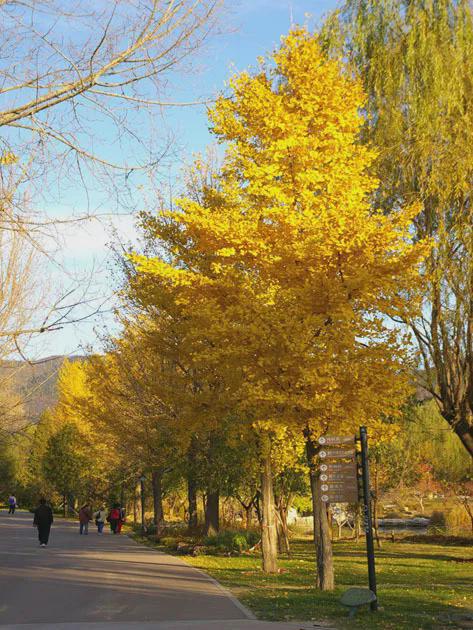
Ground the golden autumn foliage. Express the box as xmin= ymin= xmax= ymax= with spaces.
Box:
xmin=26 ymin=29 xmax=432 ymax=585
xmin=131 ymin=29 xmax=428 ymax=441
xmin=29 ymin=359 xmax=113 ymax=500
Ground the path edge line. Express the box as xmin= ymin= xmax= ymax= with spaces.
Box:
xmin=125 ymin=533 xmax=256 ymax=621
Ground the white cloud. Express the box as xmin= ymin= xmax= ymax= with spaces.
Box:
xmin=56 ymin=213 xmax=139 ymax=262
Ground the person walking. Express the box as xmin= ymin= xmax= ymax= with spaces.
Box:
xmin=108 ymin=504 xmax=121 ymax=534
xmin=78 ymin=504 xmax=92 ymax=535
xmin=33 ymin=498 xmax=53 ymax=547
xmin=116 ymin=506 xmax=126 ymax=534
xmin=8 ymin=494 xmax=16 ymax=514
xmin=94 ymin=506 xmax=107 ymax=534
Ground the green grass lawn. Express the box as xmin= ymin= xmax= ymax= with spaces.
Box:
xmin=153 ymin=537 xmax=473 ymax=629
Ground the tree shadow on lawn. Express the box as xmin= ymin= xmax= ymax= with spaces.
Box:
xmin=342 ymin=588 xmax=473 ymax=630
xmin=201 ymin=559 xmax=472 ymax=595
xmin=334 ymin=548 xmax=472 ymax=563
xmin=241 ymin=578 xmax=472 ymax=630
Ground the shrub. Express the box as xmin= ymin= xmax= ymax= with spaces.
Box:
xmin=429 ymin=507 xmax=472 ymax=535
xmin=444 ymin=506 xmax=472 ymax=534
xmin=204 ymin=529 xmax=260 ymax=553
xmin=145 ymin=523 xmax=157 ymax=536
xmin=429 ymin=510 xmax=446 ymax=529
xmin=160 ymin=536 xmax=179 ymax=549
xmin=232 ymin=534 xmax=248 ymax=552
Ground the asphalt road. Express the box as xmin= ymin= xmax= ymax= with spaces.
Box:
xmin=0 ymin=511 xmax=250 ymax=628
xmin=0 ymin=512 xmax=327 ymax=630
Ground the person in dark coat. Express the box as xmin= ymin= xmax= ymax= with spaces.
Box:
xmin=108 ymin=504 xmax=121 ymax=534
xmin=33 ymin=498 xmax=53 ymax=547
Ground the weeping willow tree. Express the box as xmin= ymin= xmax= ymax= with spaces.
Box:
xmin=322 ymin=0 xmax=473 ymax=457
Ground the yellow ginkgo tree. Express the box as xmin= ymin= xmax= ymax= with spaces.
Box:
xmin=130 ymin=29 xmax=428 ymax=586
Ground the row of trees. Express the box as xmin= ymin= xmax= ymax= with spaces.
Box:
xmin=29 ymin=28 xmax=429 ymax=591
xmin=5 ymin=0 xmax=473 ymax=592
xmin=6 ymin=382 xmax=470 ymax=523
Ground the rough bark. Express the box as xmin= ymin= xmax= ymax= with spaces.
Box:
xmin=306 ymin=438 xmax=335 ymax=591
xmin=450 ymin=413 xmax=473 ymax=458
xmin=204 ymin=490 xmax=219 ymax=535
xmin=245 ymin=504 xmax=253 ymax=529
xmin=133 ymin=489 xmax=137 ymax=523
xmin=140 ymin=477 xmax=147 ymax=534
xmin=187 ymin=474 xmax=198 ymax=530
xmin=276 ymin=501 xmax=291 ymax=554
xmin=133 ymin=483 xmax=140 ymax=523
xmin=411 ymin=279 xmax=473 ymax=461
xmin=236 ymin=494 xmax=257 ymax=530
xmin=187 ymin=440 xmax=198 ymax=530
xmin=152 ymin=469 xmax=164 ymax=536
xmin=254 ymin=491 xmax=262 ymax=525
xmin=260 ymin=449 xmax=278 ymax=573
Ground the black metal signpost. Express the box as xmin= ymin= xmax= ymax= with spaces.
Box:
xmin=359 ymin=426 xmax=378 ymax=611
xmin=317 ymin=428 xmax=378 ymax=612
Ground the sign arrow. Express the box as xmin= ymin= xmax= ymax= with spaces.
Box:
xmin=321 ymin=490 xmax=359 ymax=503
xmin=319 ymin=448 xmax=356 ymax=459
xmin=319 ymin=462 xmax=357 ymax=473
xmin=318 ymin=435 xmax=355 ymax=446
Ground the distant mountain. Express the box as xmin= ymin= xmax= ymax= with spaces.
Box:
xmin=0 ymin=356 xmax=84 ymax=425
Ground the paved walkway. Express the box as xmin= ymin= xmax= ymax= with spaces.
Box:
xmin=0 ymin=512 xmax=324 ymax=630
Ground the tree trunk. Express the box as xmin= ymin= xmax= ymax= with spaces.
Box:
xmin=254 ymin=491 xmax=262 ymax=525
xmin=306 ymin=438 xmax=335 ymax=591
xmin=63 ymin=493 xmax=67 ymax=518
xmin=187 ymin=476 xmax=198 ymax=530
xmin=419 ymin=495 xmax=425 ymax=513
xmin=245 ymin=505 xmax=251 ymax=529
xmin=152 ymin=469 xmax=164 ymax=536
xmin=140 ymin=476 xmax=147 ymax=534
xmin=187 ymin=441 xmax=198 ymax=530
xmin=133 ymin=483 xmax=139 ymax=523
xmin=204 ymin=490 xmax=219 ymax=535
xmin=276 ymin=502 xmax=291 ymax=554
xmin=328 ymin=506 xmax=334 ymax=543
xmin=451 ymin=414 xmax=473 ymax=459
xmin=260 ymin=447 xmax=278 ymax=573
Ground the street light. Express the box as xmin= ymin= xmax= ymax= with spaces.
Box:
xmin=139 ymin=474 xmax=146 ymax=535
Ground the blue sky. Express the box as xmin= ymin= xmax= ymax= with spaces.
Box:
xmin=33 ymin=0 xmax=340 ymax=359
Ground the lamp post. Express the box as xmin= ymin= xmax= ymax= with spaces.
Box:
xmin=139 ymin=474 xmax=146 ymax=535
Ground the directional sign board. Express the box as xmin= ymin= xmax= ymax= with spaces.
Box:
xmin=318 ymin=435 xmax=355 ymax=446
xmin=319 ymin=448 xmax=356 ymax=459
xmin=319 ymin=462 xmax=357 ymax=472
xmin=321 ymin=481 xmax=358 ymax=491
xmin=317 ymin=435 xmax=359 ymax=503
xmin=321 ymin=473 xmax=357 ymax=483
xmin=321 ymin=489 xmax=358 ymax=503
xmin=320 ymin=461 xmax=357 ymax=478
